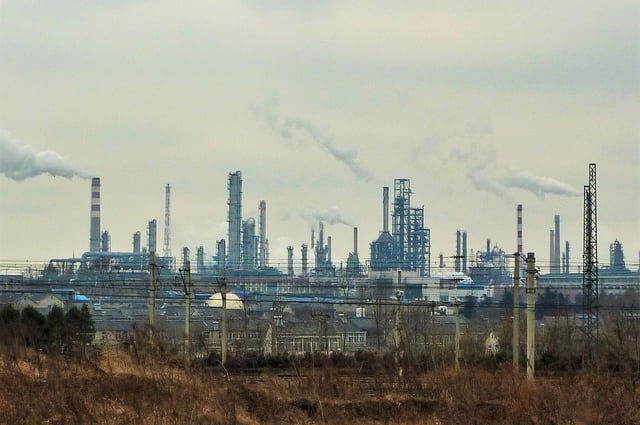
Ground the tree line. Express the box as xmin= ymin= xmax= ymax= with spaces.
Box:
xmin=0 ymin=304 xmax=94 ymax=356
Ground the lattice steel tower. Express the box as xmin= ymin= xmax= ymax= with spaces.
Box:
xmin=582 ymin=163 xmax=598 ymax=359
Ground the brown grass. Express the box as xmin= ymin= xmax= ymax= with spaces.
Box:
xmin=0 ymin=348 xmax=638 ymax=425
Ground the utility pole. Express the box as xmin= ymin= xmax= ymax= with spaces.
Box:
xmin=526 ymin=252 xmax=536 ymax=380
xmin=312 ymin=312 xmax=330 ymax=354
xmin=220 ymin=274 xmax=228 ymax=365
xmin=149 ymin=251 xmax=156 ymax=328
xmin=183 ymin=260 xmax=191 ymax=365
xmin=454 ymin=297 xmax=461 ymax=370
xmin=513 ymin=253 xmax=520 ymax=373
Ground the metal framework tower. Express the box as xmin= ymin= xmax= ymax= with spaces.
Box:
xmin=582 ymin=163 xmax=598 ymax=359
xmin=163 ymin=184 xmax=172 ymax=258
xmin=407 ymin=207 xmax=428 ymax=275
xmin=392 ymin=179 xmax=411 ymax=268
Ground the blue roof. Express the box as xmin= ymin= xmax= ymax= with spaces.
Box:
xmin=74 ymin=294 xmax=90 ymax=302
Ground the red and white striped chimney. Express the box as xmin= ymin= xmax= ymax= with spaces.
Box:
xmin=517 ymin=204 xmax=523 ymax=254
xmin=89 ymin=177 xmax=101 ymax=252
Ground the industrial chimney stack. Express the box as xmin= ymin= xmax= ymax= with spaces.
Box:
xmin=554 ymin=215 xmax=561 ymax=273
xmin=89 ymin=177 xmax=101 ymax=252
xmin=383 ymin=186 xmax=389 ymax=233
xmin=353 ymin=227 xmax=358 ymax=257
xmin=517 ymin=204 xmax=523 ymax=254
xmin=258 ymin=200 xmax=267 ymax=268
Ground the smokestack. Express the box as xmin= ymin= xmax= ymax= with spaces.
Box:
xmin=301 ymin=244 xmax=308 ymax=276
xmin=89 ymin=177 xmax=101 ymax=252
xmin=258 ymin=200 xmax=267 ymax=268
xmin=439 ymin=253 xmax=444 ymax=269
xmin=163 ymin=184 xmax=172 ymax=258
xmin=455 ymin=230 xmax=461 ymax=272
xmin=287 ymin=246 xmax=294 ymax=276
xmin=549 ymin=230 xmax=555 ymax=273
xmin=486 ymin=239 xmax=491 ymax=256
xmin=311 ymin=229 xmax=315 ymax=250
xmin=133 ymin=231 xmax=141 ymax=253
xmin=553 ymin=215 xmax=562 ymax=273
xmin=565 ymin=241 xmax=570 ymax=274
xmin=462 ymin=231 xmax=468 ymax=274
xmin=353 ymin=227 xmax=358 ymax=256
xmin=383 ymin=186 xmax=389 ymax=233
xmin=327 ymin=236 xmax=332 ymax=265
xmin=517 ymin=204 xmax=523 ymax=254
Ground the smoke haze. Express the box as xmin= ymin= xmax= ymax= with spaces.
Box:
xmin=311 ymin=207 xmax=354 ymax=227
xmin=0 ymin=130 xmax=88 ymax=181
xmin=254 ymin=98 xmax=373 ymax=182
xmin=504 ymin=171 xmax=582 ymax=197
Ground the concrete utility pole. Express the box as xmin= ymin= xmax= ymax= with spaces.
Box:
xmin=526 ymin=252 xmax=536 ymax=380
xmin=513 ymin=253 xmax=520 ymax=373
xmin=149 ymin=251 xmax=156 ymax=327
xmin=184 ymin=260 xmax=191 ymax=364
xmin=312 ymin=312 xmax=330 ymax=354
xmin=220 ymin=274 xmax=228 ymax=365
xmin=454 ymin=298 xmax=461 ymax=370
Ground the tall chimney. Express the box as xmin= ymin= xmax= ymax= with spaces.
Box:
xmin=383 ymin=186 xmax=389 ymax=233
xmin=327 ymin=235 xmax=332 ymax=265
xmin=554 ymin=215 xmax=561 ymax=273
xmin=89 ymin=177 xmax=101 ymax=252
xmin=163 ymin=184 xmax=172 ymax=258
xmin=258 ymin=200 xmax=267 ymax=268
xmin=565 ymin=241 xmax=570 ymax=274
xmin=287 ymin=246 xmax=294 ymax=276
xmin=517 ymin=204 xmax=523 ymax=254
xmin=311 ymin=229 xmax=315 ymax=250
xmin=439 ymin=253 xmax=444 ymax=269
xmin=549 ymin=230 xmax=555 ymax=273
xmin=353 ymin=227 xmax=358 ymax=256
xmin=301 ymin=244 xmax=308 ymax=276
xmin=462 ymin=231 xmax=468 ymax=274
xmin=455 ymin=230 xmax=461 ymax=272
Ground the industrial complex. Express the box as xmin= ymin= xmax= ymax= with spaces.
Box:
xmin=1 ymin=165 xmax=639 ymax=361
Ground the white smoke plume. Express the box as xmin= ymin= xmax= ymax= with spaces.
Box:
xmin=0 ymin=130 xmax=89 ymax=181
xmin=449 ymin=146 xmax=511 ymax=201
xmin=449 ymin=142 xmax=580 ymax=199
xmin=311 ymin=206 xmax=354 ymax=227
xmin=504 ymin=171 xmax=581 ymax=197
xmin=253 ymin=97 xmax=374 ymax=182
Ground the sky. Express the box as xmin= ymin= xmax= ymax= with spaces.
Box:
xmin=1 ymin=1 xmax=639 ymax=273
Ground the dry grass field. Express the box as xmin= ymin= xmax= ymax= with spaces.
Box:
xmin=0 ymin=345 xmax=638 ymax=425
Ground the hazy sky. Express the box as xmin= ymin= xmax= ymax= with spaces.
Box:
xmin=1 ymin=1 xmax=639 ymax=272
